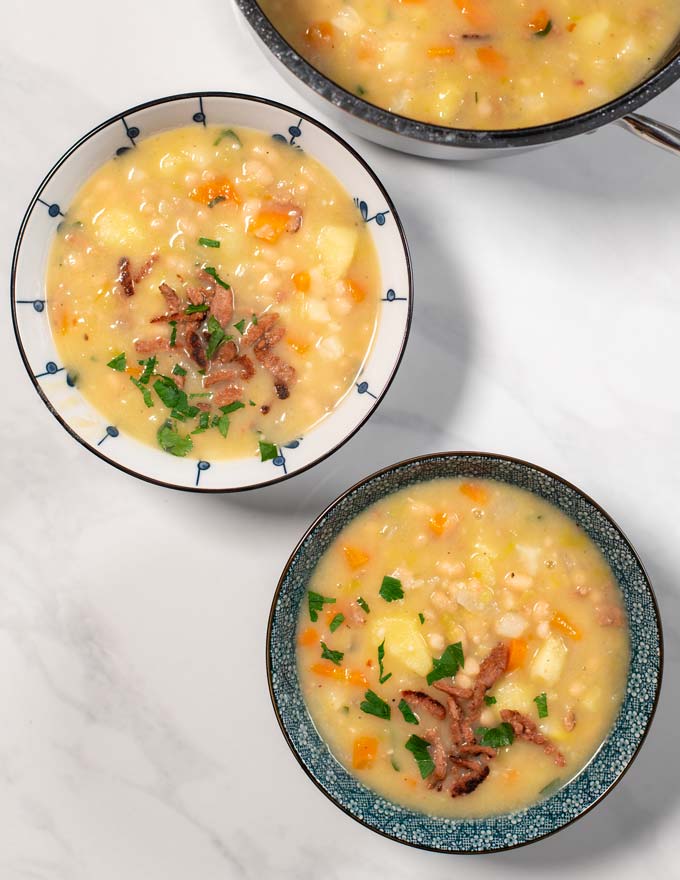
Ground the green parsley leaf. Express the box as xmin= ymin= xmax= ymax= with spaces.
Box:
xmin=426 ymin=642 xmax=465 ymax=686
xmin=208 ymin=195 xmax=225 ymax=208
xmin=233 ymin=318 xmax=246 ymax=334
xmin=204 ymin=266 xmax=230 ymax=290
xmin=533 ymin=692 xmax=549 ymax=718
xmin=405 ymin=735 xmax=435 ymax=779
xmin=192 ymin=412 xmax=210 ymax=434
xmin=484 ymin=695 xmax=497 ymax=706
xmin=138 ymin=356 xmax=157 ymax=384
xmin=398 ymin=699 xmax=419 ymax=725
xmin=214 ymin=128 xmax=242 ymax=147
xmin=475 ymin=722 xmax=515 ymax=749
xmin=107 ymin=352 xmax=126 ymax=371
xmin=219 ymin=401 xmax=245 ymax=415
xmin=249 ymin=399 xmax=256 ymax=406
xmin=356 ymin=84 xmax=367 ymax=97
xmin=320 ymin=641 xmax=343 ymax=666
xmin=259 ymin=440 xmax=278 ymax=462
xmin=360 ymin=689 xmax=391 ymax=720
xmin=198 ymin=237 xmax=220 ymax=248
xmin=418 ymin=612 xmax=425 ymax=625
xmin=535 ymin=18 xmax=553 ymax=37
xmin=130 ymin=376 xmax=154 ymax=407
xmin=357 ymin=597 xmax=370 ymax=614
xmin=157 ymin=420 xmax=193 ymax=457
xmin=185 ymin=303 xmax=210 ymax=315
xmin=215 ymin=413 xmax=230 ymax=438
xmin=379 ymin=575 xmax=404 ymax=603
xmin=251 ymin=313 xmax=258 ymax=325
xmin=378 ymin=640 xmax=392 ymax=684
xmin=169 ymin=320 xmax=177 ymax=347
xmin=206 ymin=314 xmax=230 ymax=359
xmin=391 ymin=757 xmax=400 ymax=771
xmin=153 ymin=376 xmax=184 ymax=410
xmin=329 ymin=613 xmax=345 ymax=633
xmin=172 ymin=364 xmax=187 ymax=377
xmin=308 ymin=591 xmax=335 ymax=623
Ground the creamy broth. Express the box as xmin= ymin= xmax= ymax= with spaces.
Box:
xmin=297 ymin=478 xmax=629 ymax=817
xmin=259 ymin=0 xmax=680 ymax=129
xmin=47 ymin=125 xmax=380 ymax=460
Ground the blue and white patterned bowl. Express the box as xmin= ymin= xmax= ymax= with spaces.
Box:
xmin=268 ymin=452 xmax=663 ymax=853
xmin=11 ymin=92 xmax=412 ymax=492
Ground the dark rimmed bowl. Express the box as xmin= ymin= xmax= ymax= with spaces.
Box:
xmin=236 ymin=0 xmax=680 ymax=159
xmin=267 ymin=451 xmax=662 ymax=853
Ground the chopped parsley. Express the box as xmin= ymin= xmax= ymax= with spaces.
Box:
xmin=204 ymin=266 xmax=230 ymax=290
xmin=185 ymin=303 xmax=210 ymax=315
xmin=356 ymin=84 xmax=367 ymax=96
xmin=206 ymin=314 xmax=231 ymax=359
xmin=220 ymin=401 xmax=245 ymax=415
xmin=215 ymin=412 xmax=230 ymax=438
xmin=360 ymin=689 xmax=391 ymax=720
xmin=251 ymin=314 xmax=258 ymax=325
xmin=357 ymin=597 xmax=370 ymax=614
xmin=484 ymin=695 xmax=497 ymax=706
xmin=172 ymin=364 xmax=187 ymax=377
xmin=153 ymin=375 xmax=198 ymax=418
xmin=259 ymin=440 xmax=278 ymax=462
xmin=308 ymin=591 xmax=335 ymax=623
xmin=169 ymin=320 xmax=177 ymax=347
xmin=535 ymin=19 xmax=553 ymax=37
xmin=130 ymin=376 xmax=154 ymax=407
xmin=329 ymin=613 xmax=345 ymax=633
xmin=426 ymin=642 xmax=464 ymax=686
xmin=377 ymin=640 xmax=392 ymax=684
xmin=192 ymin=411 xmax=210 ymax=434
xmin=107 ymin=352 xmax=126 ymax=371
xmin=418 ymin=612 xmax=425 ymax=625
xmin=138 ymin=356 xmax=156 ymax=384
xmin=398 ymin=699 xmax=419 ymax=725
xmin=534 ymin=692 xmax=549 ymax=718
xmin=233 ymin=318 xmax=246 ymax=334
xmin=405 ymin=735 xmax=435 ymax=779
xmin=198 ymin=237 xmax=220 ymax=248
xmin=208 ymin=195 xmax=225 ymax=208
xmin=214 ymin=128 xmax=242 ymax=147
xmin=320 ymin=641 xmax=343 ymax=666
xmin=476 ymin=722 xmax=515 ymax=749
xmin=379 ymin=575 xmax=404 ymax=603
xmin=157 ymin=420 xmax=193 ymax=457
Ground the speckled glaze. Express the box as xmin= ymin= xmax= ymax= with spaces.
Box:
xmin=235 ymin=0 xmax=680 ymax=159
xmin=268 ymin=452 xmax=662 ymax=853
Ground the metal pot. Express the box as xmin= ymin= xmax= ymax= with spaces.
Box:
xmin=235 ymin=0 xmax=680 ymax=160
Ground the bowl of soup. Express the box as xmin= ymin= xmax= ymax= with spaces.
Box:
xmin=11 ymin=93 xmax=412 ymax=491
xmin=236 ymin=0 xmax=680 ymax=159
xmin=268 ymin=452 xmax=662 ymax=852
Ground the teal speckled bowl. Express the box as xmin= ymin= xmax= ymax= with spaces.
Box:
xmin=267 ymin=452 xmax=663 ymax=853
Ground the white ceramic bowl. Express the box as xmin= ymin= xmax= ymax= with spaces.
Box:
xmin=11 ymin=92 xmax=412 ymax=492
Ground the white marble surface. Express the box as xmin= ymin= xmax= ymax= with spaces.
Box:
xmin=2 ymin=1 xmax=680 ymax=877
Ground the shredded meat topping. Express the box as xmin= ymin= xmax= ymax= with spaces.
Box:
xmin=401 ymin=691 xmax=446 ymax=721
xmin=134 ymin=254 xmax=159 ymax=283
xmin=118 ymin=257 xmax=135 ymax=297
xmin=209 ymin=288 xmax=234 ymax=326
xmin=134 ymin=336 xmax=170 ymax=354
xmin=159 ymin=282 xmax=181 ymax=313
xmin=422 ymin=729 xmax=448 ymax=781
xmin=500 ymin=710 xmax=566 ymax=767
xmin=186 ymin=329 xmax=207 ymax=369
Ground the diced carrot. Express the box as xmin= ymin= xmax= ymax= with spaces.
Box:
xmin=551 ymin=612 xmax=582 ymax=640
xmin=292 ymin=271 xmax=311 ymax=293
xmin=298 ymin=627 xmax=318 ymax=647
xmin=310 ymin=662 xmax=368 ymax=687
xmin=403 ymin=776 xmax=418 ymax=788
xmin=287 ymin=338 xmax=311 ymax=355
xmin=345 ymin=279 xmax=366 ymax=303
xmin=343 ymin=545 xmax=370 ymax=570
xmin=507 ymin=637 xmax=528 ymax=671
xmin=249 ymin=210 xmax=290 ymax=244
xmin=353 ymin=736 xmax=378 ymax=770
xmin=528 ymin=9 xmax=550 ymax=32
xmin=305 ymin=21 xmax=334 ymax=49
xmin=455 ymin=0 xmax=494 ymax=31
xmin=460 ymin=482 xmax=489 ymax=505
xmin=567 ymin=21 xmax=577 ymax=32
xmin=428 ymin=512 xmax=449 ymax=536
xmin=476 ymin=46 xmax=507 ymax=74
xmin=427 ymin=46 xmax=456 ymax=58
xmin=125 ymin=365 xmax=143 ymax=379
xmin=189 ymin=176 xmax=240 ymax=206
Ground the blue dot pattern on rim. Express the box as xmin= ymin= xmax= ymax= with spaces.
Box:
xmin=268 ymin=453 xmax=661 ymax=853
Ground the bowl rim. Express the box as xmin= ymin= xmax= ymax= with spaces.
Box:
xmin=267 ymin=449 xmax=664 ymax=854
xmin=237 ymin=0 xmax=680 ymax=150
xmin=10 ymin=90 xmax=413 ymax=493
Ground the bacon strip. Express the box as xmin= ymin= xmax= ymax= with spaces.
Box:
xmin=401 ymin=691 xmax=446 ymax=721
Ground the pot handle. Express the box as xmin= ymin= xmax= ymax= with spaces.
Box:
xmin=617 ymin=112 xmax=680 ymax=156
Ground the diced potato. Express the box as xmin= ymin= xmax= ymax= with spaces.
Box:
xmin=316 ymin=226 xmax=358 ymax=280
xmin=530 ymin=635 xmax=568 ymax=685
xmin=370 ymin=615 xmax=431 ymax=676
xmin=496 ymin=612 xmax=528 ymax=639
xmin=493 ymin=680 xmax=534 ymax=715
xmin=577 ymin=12 xmax=611 ymax=44
xmin=93 ymin=210 xmax=141 ymax=248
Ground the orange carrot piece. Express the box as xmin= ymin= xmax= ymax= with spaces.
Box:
xmin=249 ymin=210 xmax=290 ymax=244
xmin=126 ymin=365 xmax=143 ymax=379
xmin=305 ymin=21 xmax=334 ymax=48
xmin=298 ymin=627 xmax=318 ymax=647
xmin=507 ymin=637 xmax=528 ymax=671
xmin=428 ymin=512 xmax=449 ymax=536
xmin=287 ymin=338 xmax=311 ymax=356
xmin=353 ymin=736 xmax=379 ymax=770
xmin=476 ymin=46 xmax=507 ymax=74
xmin=427 ymin=46 xmax=456 ymax=58
xmin=310 ymin=662 xmax=368 ymax=687
xmin=292 ymin=271 xmax=311 ymax=293
xmin=551 ymin=612 xmax=582 ymax=640
xmin=343 ymin=545 xmax=370 ymax=570
xmin=345 ymin=279 xmax=367 ymax=303
xmin=529 ymin=9 xmax=550 ymax=32
xmin=567 ymin=21 xmax=577 ymax=32
xmin=460 ymin=482 xmax=489 ymax=505
xmin=190 ymin=177 xmax=240 ymax=206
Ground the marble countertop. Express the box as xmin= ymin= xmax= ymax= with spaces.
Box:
xmin=2 ymin=1 xmax=679 ymax=877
